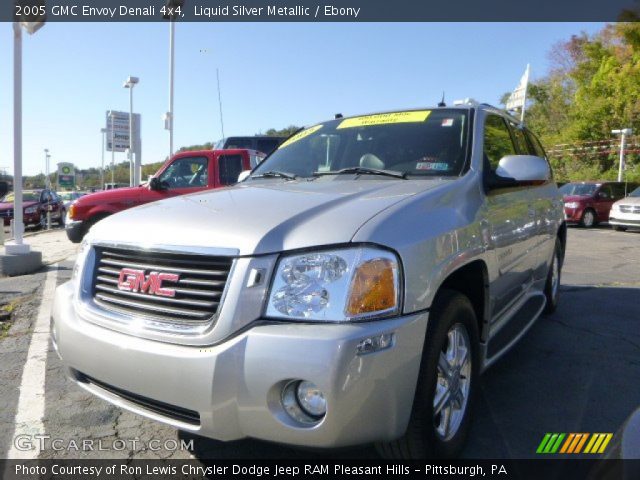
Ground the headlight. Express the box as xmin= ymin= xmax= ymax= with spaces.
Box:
xmin=24 ymin=206 xmax=38 ymax=214
xmin=564 ymin=202 xmax=579 ymax=209
xmin=266 ymin=247 xmax=400 ymax=322
xmin=72 ymin=240 xmax=91 ymax=283
xmin=611 ymin=203 xmax=620 ymax=211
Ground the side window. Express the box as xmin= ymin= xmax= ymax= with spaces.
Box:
xmin=41 ymin=191 xmax=51 ymax=203
xmin=218 ymin=154 xmax=244 ymax=185
xmin=483 ymin=115 xmax=516 ymax=171
xmin=158 ymin=157 xmax=208 ymax=189
xmin=525 ymin=130 xmax=547 ymax=158
xmin=508 ymin=122 xmax=531 ymax=155
xmin=611 ymin=184 xmax=626 ymax=199
xmin=598 ymin=185 xmax=613 ymax=199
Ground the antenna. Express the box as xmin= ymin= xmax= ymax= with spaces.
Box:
xmin=216 ymin=68 xmax=226 ymax=141
xmin=438 ymin=92 xmax=446 ymax=107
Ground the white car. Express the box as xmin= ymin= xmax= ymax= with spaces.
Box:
xmin=610 ymin=186 xmax=640 ymax=231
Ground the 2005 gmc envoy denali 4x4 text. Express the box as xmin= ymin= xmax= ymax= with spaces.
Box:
xmin=51 ymin=101 xmax=566 ymax=458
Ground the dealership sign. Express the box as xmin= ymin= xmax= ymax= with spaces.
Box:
xmin=105 ymin=110 xmax=141 ymax=152
xmin=57 ymin=162 xmax=75 ymax=188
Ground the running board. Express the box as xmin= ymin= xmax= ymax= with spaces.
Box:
xmin=484 ymin=293 xmax=546 ymax=369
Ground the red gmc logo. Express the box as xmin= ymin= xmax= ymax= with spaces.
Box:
xmin=117 ymin=268 xmax=180 ymax=297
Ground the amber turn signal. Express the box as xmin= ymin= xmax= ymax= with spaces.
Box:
xmin=346 ymin=258 xmax=397 ymax=316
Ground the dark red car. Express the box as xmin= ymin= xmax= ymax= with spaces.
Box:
xmin=560 ymin=181 xmax=636 ymax=227
xmin=0 ymin=188 xmax=66 ymax=229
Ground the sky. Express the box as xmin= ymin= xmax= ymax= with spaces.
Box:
xmin=0 ymin=22 xmax=607 ymax=177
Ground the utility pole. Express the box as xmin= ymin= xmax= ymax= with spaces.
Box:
xmin=612 ymin=128 xmax=633 ymax=183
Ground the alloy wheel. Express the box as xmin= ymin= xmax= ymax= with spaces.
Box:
xmin=433 ymin=323 xmax=472 ymax=441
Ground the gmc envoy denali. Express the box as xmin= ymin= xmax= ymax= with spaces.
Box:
xmin=52 ymin=102 xmax=566 ymax=458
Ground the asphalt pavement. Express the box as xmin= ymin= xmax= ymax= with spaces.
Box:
xmin=0 ymin=226 xmax=638 ymax=461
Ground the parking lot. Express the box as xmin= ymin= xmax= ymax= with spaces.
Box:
xmin=0 ymin=226 xmax=638 ymax=460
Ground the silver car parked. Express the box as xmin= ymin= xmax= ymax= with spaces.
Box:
xmin=51 ymin=102 xmax=566 ymax=458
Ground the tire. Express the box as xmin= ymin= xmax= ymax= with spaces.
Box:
xmin=58 ymin=209 xmax=66 ymax=227
xmin=377 ymin=290 xmax=479 ymax=459
xmin=580 ymin=209 xmax=596 ymax=228
xmin=543 ymin=238 xmax=563 ymax=315
xmin=612 ymin=225 xmax=627 ymax=232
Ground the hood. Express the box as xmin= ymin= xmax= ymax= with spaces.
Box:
xmin=0 ymin=200 xmax=38 ymax=210
xmin=615 ymin=196 xmax=640 ymax=206
xmin=77 ymin=186 xmax=143 ymax=205
xmin=90 ymin=177 xmax=449 ymax=255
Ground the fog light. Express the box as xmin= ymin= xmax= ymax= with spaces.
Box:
xmin=296 ymin=381 xmax=327 ymax=417
xmin=281 ymin=380 xmax=326 ymax=425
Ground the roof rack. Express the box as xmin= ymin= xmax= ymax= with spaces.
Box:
xmin=452 ymin=98 xmax=479 ymax=106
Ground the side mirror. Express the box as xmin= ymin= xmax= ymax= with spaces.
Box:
xmin=0 ymin=181 xmax=7 ymax=198
xmin=237 ymin=170 xmax=251 ymax=183
xmin=149 ymin=177 xmax=162 ymax=191
xmin=488 ymin=155 xmax=550 ymax=189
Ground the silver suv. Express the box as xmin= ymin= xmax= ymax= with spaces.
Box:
xmin=52 ymin=103 xmax=566 ymax=458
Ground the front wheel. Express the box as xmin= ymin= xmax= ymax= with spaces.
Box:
xmin=377 ymin=290 xmax=479 ymax=459
xmin=58 ymin=209 xmax=66 ymax=227
xmin=543 ymin=238 xmax=563 ymax=314
xmin=580 ymin=209 xmax=596 ymax=228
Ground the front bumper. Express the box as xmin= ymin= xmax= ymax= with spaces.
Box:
xmin=52 ymin=281 xmax=429 ymax=448
xmin=65 ymin=219 xmax=86 ymax=243
xmin=609 ymin=212 xmax=640 ymax=228
xmin=563 ymin=206 xmax=584 ymax=223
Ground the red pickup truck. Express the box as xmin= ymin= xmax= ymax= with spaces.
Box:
xmin=65 ymin=149 xmax=262 ymax=243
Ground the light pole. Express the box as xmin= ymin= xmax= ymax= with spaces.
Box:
xmin=612 ymin=128 xmax=633 ymax=182
xmin=109 ymin=111 xmax=115 ymax=186
xmin=100 ymin=128 xmax=107 ymax=189
xmin=44 ymin=148 xmax=50 ymax=188
xmin=123 ymin=76 xmax=139 ymax=186
xmin=165 ymin=0 xmax=185 ymax=159
xmin=168 ymin=19 xmax=175 ymax=158
xmin=8 ymin=18 xmax=44 ymax=256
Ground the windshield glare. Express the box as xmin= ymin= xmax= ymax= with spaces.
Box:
xmin=559 ymin=183 xmax=598 ymax=196
xmin=251 ymin=109 xmax=470 ymax=179
xmin=2 ymin=192 xmax=40 ymax=203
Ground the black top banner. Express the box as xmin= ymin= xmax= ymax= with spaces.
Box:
xmin=6 ymin=0 xmax=640 ymax=22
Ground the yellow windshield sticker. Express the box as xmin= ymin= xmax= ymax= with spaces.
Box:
xmin=337 ymin=110 xmax=431 ymax=129
xmin=278 ymin=125 xmax=324 ymax=149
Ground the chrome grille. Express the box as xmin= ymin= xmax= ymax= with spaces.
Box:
xmin=92 ymin=247 xmax=232 ymax=324
xmin=619 ymin=205 xmax=640 ymax=214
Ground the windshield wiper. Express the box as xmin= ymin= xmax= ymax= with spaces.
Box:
xmin=251 ymin=170 xmax=298 ymax=180
xmin=314 ymin=167 xmax=408 ymax=179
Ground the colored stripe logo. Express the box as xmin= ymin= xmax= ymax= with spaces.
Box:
xmin=536 ymin=433 xmax=613 ymax=454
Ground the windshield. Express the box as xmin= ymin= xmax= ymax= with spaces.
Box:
xmin=59 ymin=192 xmax=76 ymax=201
xmin=559 ymin=183 xmax=598 ymax=196
xmin=2 ymin=192 xmax=40 ymax=202
xmin=251 ymin=109 xmax=470 ymax=179
xmin=629 ymin=187 xmax=640 ymax=197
